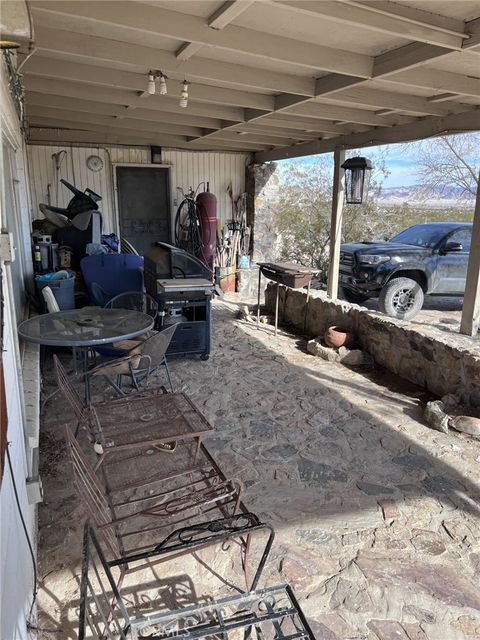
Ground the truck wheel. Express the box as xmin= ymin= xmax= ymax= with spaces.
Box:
xmin=379 ymin=277 xmax=424 ymax=320
xmin=342 ymin=288 xmax=370 ymax=304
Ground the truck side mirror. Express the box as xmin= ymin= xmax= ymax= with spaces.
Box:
xmin=443 ymin=241 xmax=463 ymax=253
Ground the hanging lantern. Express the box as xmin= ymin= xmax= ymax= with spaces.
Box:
xmin=341 ymin=156 xmax=372 ymax=204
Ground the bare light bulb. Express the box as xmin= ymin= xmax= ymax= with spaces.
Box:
xmin=179 ymin=80 xmax=189 ymax=108
xmin=159 ymin=74 xmax=167 ymax=95
xmin=147 ymin=72 xmax=156 ymax=95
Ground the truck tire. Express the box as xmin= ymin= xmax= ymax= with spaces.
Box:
xmin=379 ymin=277 xmax=424 ymax=320
xmin=342 ymin=288 xmax=371 ymax=304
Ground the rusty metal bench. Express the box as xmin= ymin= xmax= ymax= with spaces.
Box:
xmin=79 ymin=518 xmax=315 ymax=640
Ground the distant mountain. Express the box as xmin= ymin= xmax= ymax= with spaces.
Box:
xmin=377 ymin=185 xmax=475 ymax=208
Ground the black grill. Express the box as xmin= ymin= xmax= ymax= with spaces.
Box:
xmin=340 ymin=251 xmax=354 ymax=266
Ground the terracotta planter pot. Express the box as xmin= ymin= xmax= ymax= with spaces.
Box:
xmin=324 ymin=326 xmax=356 ymax=349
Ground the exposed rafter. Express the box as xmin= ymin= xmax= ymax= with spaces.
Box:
xmin=28 ymin=26 xmax=316 ymax=96
xmin=23 ymin=59 xmax=276 ymax=111
xmin=21 ymin=1 xmax=480 ymax=158
xmin=275 ymin=1 xmax=464 ymax=49
xmin=176 ymin=1 xmax=255 ymax=61
xmin=256 ymin=109 xmax=480 ymax=162
xmin=31 ymin=2 xmax=373 ymax=77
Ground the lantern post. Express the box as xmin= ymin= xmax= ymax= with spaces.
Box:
xmin=341 ymin=156 xmax=373 ymax=205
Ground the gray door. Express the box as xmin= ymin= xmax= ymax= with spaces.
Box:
xmin=116 ymin=166 xmax=170 ymax=256
xmin=433 ymin=228 xmax=471 ymax=294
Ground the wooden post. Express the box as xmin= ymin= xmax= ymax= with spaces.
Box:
xmin=326 ymin=148 xmax=346 ymax=298
xmin=460 ymin=173 xmax=480 ymax=336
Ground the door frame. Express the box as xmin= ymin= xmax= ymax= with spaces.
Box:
xmin=112 ymin=163 xmax=172 ymax=246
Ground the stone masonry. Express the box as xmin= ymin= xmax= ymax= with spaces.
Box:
xmin=266 ymin=283 xmax=480 ymax=402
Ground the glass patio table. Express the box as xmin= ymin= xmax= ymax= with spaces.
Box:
xmin=18 ymin=308 xmax=154 ymax=402
xmin=18 ymin=307 xmax=154 ymax=348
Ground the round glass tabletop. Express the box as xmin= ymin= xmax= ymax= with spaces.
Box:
xmin=18 ymin=307 xmax=154 ymax=347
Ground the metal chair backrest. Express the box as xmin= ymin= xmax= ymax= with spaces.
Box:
xmin=79 ymin=523 xmax=129 ymax=640
xmin=65 ymin=426 xmax=122 ymax=560
xmin=105 ymin=291 xmax=158 ymax=319
xmin=42 ymin=286 xmax=60 ymax=313
xmin=53 ymin=354 xmax=85 ymax=422
xmin=140 ymin=324 xmax=177 ymax=367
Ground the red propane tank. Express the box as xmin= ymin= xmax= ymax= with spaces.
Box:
xmin=196 ymin=184 xmax=217 ymax=271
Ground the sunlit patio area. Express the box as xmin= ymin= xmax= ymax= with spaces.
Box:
xmin=36 ymin=298 xmax=480 ymax=639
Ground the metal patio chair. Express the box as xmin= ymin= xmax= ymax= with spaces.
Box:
xmin=86 ymin=324 xmax=177 ymax=395
xmin=105 ymin=291 xmax=159 ymax=319
xmin=79 ymin=520 xmax=315 ymax=640
xmin=53 ymin=355 xmax=214 ymax=464
xmin=64 ymin=425 xmax=244 ymax=574
xmin=96 ymin=291 xmax=158 ymax=357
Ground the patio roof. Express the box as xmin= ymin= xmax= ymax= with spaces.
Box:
xmin=21 ymin=0 xmax=480 ymax=158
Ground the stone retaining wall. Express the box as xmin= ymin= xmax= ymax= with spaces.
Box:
xmin=265 ymin=283 xmax=480 ymax=401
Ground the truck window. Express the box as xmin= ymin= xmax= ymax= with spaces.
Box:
xmin=448 ymin=228 xmax=471 ymax=251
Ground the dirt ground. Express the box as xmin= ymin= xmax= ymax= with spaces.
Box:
xmin=362 ymin=295 xmax=464 ymax=333
xmin=36 ymin=297 xmax=480 ymax=639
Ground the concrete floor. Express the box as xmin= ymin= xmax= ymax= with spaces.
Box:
xmin=37 ymin=297 xmax=480 ymax=639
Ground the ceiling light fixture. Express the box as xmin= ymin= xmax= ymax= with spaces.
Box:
xmin=158 ymin=72 xmax=168 ymax=95
xmin=147 ymin=71 xmax=156 ymax=95
xmin=179 ymin=80 xmax=189 ymax=108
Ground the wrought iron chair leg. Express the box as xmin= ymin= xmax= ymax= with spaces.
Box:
xmin=104 ymin=375 xmax=126 ymax=396
xmin=129 ymin=363 xmax=140 ymax=391
xmin=163 ymin=356 xmax=175 ymax=392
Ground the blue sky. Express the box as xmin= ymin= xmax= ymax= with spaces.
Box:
xmin=278 ymin=143 xmax=419 ymax=188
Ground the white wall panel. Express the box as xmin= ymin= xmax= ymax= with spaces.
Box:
xmin=163 ymin=148 xmax=250 ymax=226
xmin=0 ymin=63 xmax=36 ymax=640
xmin=27 ymin=145 xmax=250 ymax=238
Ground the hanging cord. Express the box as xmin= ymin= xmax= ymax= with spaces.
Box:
xmin=6 ymin=443 xmax=38 ymax=624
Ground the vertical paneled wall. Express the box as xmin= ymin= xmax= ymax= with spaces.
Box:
xmin=27 ymin=144 xmax=250 ymax=238
xmin=162 ymin=149 xmax=249 ymax=225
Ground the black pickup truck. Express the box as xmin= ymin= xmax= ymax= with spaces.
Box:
xmin=339 ymin=222 xmax=472 ymax=320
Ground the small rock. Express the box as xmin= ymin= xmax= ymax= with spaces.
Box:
xmin=424 ymin=400 xmax=449 ymax=433
xmin=450 ymin=415 xmax=480 ymax=437
xmin=307 ymin=338 xmax=340 ymax=362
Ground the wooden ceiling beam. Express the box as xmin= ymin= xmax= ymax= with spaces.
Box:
xmin=31 ymin=2 xmax=372 ymax=76
xmin=24 ymin=87 xmax=245 ymax=123
xmin=28 ymin=126 xmax=258 ymax=152
xmin=28 ymin=26 xmax=316 ymax=96
xmin=23 ymin=58 xmax=275 ymax=111
xmin=176 ymin=1 xmax=255 ymax=61
xmin=26 ymin=110 xmax=205 ymax=138
xmin=380 ymin=67 xmax=480 ymax=99
xmin=320 ymin=86 xmax=461 ymax=116
xmin=256 ymin=108 xmax=480 ymax=162
xmin=275 ymin=1 xmax=464 ymax=49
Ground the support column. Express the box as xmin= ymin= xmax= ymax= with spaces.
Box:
xmin=326 ymin=148 xmax=346 ymax=299
xmin=460 ymin=172 xmax=480 ymax=336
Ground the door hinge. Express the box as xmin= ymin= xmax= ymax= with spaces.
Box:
xmin=0 ymin=232 xmax=15 ymax=263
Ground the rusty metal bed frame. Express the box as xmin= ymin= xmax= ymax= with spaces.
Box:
xmin=65 ymin=425 xmax=245 ymax=575
xmin=54 ymin=354 xmax=214 ymax=471
xmin=79 ymin=518 xmax=314 ymax=640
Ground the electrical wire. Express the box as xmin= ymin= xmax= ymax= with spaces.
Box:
xmin=6 ymin=443 xmax=38 ymax=623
